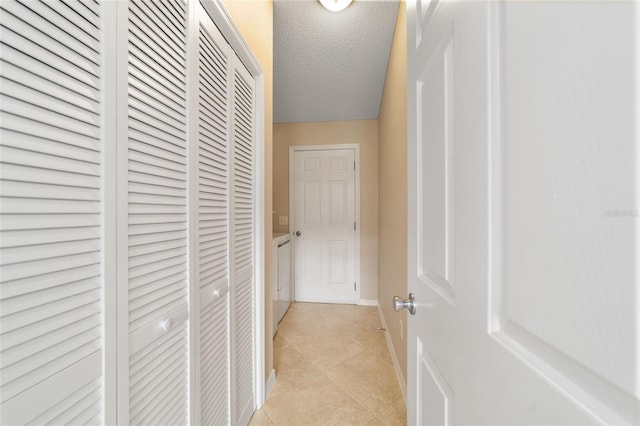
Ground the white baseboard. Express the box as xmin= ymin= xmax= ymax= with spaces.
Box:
xmin=377 ymin=305 xmax=407 ymax=401
xmin=265 ymin=368 xmax=276 ymax=401
xmin=358 ymin=299 xmax=378 ymax=306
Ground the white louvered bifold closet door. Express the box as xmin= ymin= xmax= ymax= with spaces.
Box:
xmin=0 ymin=0 xmax=104 ymax=424
xmin=126 ymin=0 xmax=189 ymax=424
xmin=230 ymin=56 xmax=256 ymax=426
xmin=195 ymin=3 xmax=232 ymax=425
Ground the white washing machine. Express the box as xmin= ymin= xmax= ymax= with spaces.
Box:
xmin=272 ymin=234 xmax=292 ymax=334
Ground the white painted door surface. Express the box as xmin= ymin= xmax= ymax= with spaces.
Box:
xmin=230 ymin=55 xmax=257 ymax=426
xmin=122 ymin=0 xmax=190 ymax=424
xmin=192 ymin=4 xmax=258 ymax=425
xmin=0 ymin=1 xmax=262 ymax=423
xmin=0 ymin=1 xmax=105 ymax=423
xmin=193 ymin=3 xmax=231 ymax=425
xmin=406 ymin=1 xmax=639 ymax=425
xmin=293 ymin=149 xmax=356 ymax=304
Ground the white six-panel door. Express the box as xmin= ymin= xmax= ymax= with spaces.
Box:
xmin=292 ymin=148 xmax=356 ymax=304
xmin=406 ymin=1 xmax=639 ymax=424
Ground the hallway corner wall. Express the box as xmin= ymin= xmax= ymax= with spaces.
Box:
xmin=378 ymin=0 xmax=408 ymax=385
xmin=223 ymin=0 xmax=274 ymax=384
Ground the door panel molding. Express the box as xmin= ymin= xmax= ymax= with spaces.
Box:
xmin=487 ymin=3 xmax=639 ymax=424
xmin=416 ymin=25 xmax=456 ymax=306
xmin=416 ymin=338 xmax=453 ymax=426
xmin=408 ymin=0 xmax=639 ymax=424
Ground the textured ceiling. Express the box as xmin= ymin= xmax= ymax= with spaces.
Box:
xmin=274 ymin=0 xmax=400 ymax=123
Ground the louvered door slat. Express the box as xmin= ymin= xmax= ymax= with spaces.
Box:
xmin=1 ymin=53 xmax=98 ymax=104
xmin=200 ymin=296 xmax=230 ymax=425
xmin=130 ymin=160 xmax=186 ymax=183
xmin=132 ymin=0 xmax=181 ymax=45
xmin=0 ymin=18 xmax=99 ymax=79
xmin=0 ymin=130 xmax=99 ymax=165
xmin=2 ymin=328 xmax=101 ymax=389
xmin=60 ymin=0 xmax=99 ymax=27
xmin=3 ymin=332 xmax=101 ymax=386
xmin=129 ymin=173 xmax=186 ymax=193
xmin=128 ymin=18 xmax=184 ymax=83
xmin=129 ymin=86 xmax=186 ymax=126
xmin=129 ymin=55 xmax=185 ymax=101
xmin=1 ymin=94 xmax=100 ymax=137
xmin=2 ymin=181 xmax=100 ymax=201
xmin=1 ymin=65 xmax=98 ymax=114
xmin=129 ymin=105 xmax=185 ymax=140
xmin=126 ymin=0 xmax=188 ymax=424
xmin=1 ymin=154 xmax=99 ymax=184
xmin=200 ymin=147 xmax=227 ymax=171
xmin=0 ymin=39 xmax=97 ymax=92
xmin=129 ymin=236 xmax=185 ymax=255
xmin=162 ymin=0 xmax=186 ymax=20
xmin=131 ymin=339 xmax=185 ymax=406
xmin=2 ymin=2 xmax=98 ymax=62
xmin=2 ymin=300 xmax=97 ymax=346
xmin=129 ymin=324 xmax=188 ymax=423
xmin=140 ymin=0 xmax=183 ymax=41
xmin=129 ymin=132 xmax=186 ymax=158
xmin=129 ymin=92 xmax=186 ymax=130
xmin=0 ymin=0 xmax=104 ymax=423
xmin=128 ymin=135 xmax=187 ymax=164
xmin=193 ymin=5 xmax=232 ymax=425
xmin=129 ymin=2 xmax=184 ymax=62
xmin=1 ymin=116 xmax=100 ymax=152
xmin=231 ymin=56 xmax=256 ymax=426
xmin=129 ymin=74 xmax=185 ymax=116
xmin=26 ymin=377 xmax=101 ymax=426
xmin=0 ymin=212 xmax=100 ymax=233
xmin=130 ymin=183 xmax=187 ymax=200
xmin=199 ymin=76 xmax=227 ymax=114
xmin=14 ymin=1 xmax=99 ymax=51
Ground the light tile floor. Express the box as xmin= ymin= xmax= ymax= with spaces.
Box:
xmin=249 ymin=302 xmax=406 ymax=426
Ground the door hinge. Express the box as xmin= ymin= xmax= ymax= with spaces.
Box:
xmin=354 ymin=221 xmax=356 ymax=231
xmin=354 ymin=161 xmax=356 ymax=171
xmin=354 ymin=282 xmax=356 ymax=291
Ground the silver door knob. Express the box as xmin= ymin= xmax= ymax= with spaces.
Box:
xmin=295 ymin=231 xmax=302 ymax=237
xmin=393 ymin=294 xmax=416 ymax=315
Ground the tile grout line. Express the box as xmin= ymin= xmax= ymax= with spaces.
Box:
xmin=259 ymin=303 xmax=406 ymax=425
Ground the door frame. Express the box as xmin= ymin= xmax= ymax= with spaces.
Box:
xmin=289 ymin=144 xmax=361 ymax=304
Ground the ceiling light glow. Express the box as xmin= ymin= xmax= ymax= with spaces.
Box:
xmin=318 ymin=0 xmax=353 ymax=12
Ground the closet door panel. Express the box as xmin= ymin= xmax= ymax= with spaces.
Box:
xmin=0 ymin=0 xmax=104 ymax=423
xmin=126 ymin=0 xmax=189 ymax=424
xmin=231 ymin=57 xmax=256 ymax=426
xmin=196 ymin=5 xmax=231 ymax=425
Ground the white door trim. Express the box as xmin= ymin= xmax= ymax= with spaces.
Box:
xmin=289 ymin=144 xmax=361 ymax=304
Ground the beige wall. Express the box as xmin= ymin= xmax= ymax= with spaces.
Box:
xmin=223 ymin=0 xmax=274 ymax=381
xmin=273 ymin=120 xmax=379 ymax=301
xmin=378 ymin=2 xmax=407 ymax=381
